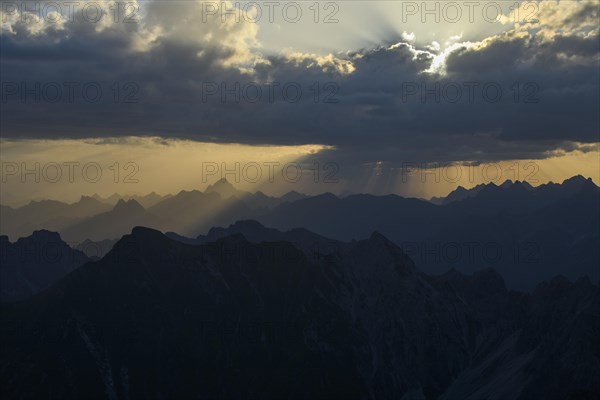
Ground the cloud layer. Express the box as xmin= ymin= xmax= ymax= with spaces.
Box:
xmin=1 ymin=0 xmax=598 ymax=165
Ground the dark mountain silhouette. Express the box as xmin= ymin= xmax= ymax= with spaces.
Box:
xmin=257 ymin=179 xmax=599 ymax=290
xmin=260 ymin=192 xmax=446 ymax=242
xmin=0 ymin=230 xmax=90 ymax=302
xmin=426 ymin=180 xmax=600 ymax=288
xmin=1 ymin=228 xmax=598 ymax=399
xmin=436 ymin=182 xmax=486 ymax=205
xmin=533 ymin=175 xmax=597 ymax=202
xmin=447 ymin=180 xmax=560 ymax=215
xmin=432 ymin=179 xmax=533 ymax=205
xmin=434 ymin=176 xmax=589 ymax=207
xmin=443 ymin=176 xmax=596 ymax=214
xmin=73 ymin=238 xmax=119 ymax=261
xmin=168 ymin=219 xmax=349 ymax=257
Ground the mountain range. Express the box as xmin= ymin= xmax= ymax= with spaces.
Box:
xmin=1 ymin=176 xmax=598 ymax=290
xmin=0 ymin=230 xmax=90 ymax=302
xmin=1 ymin=226 xmax=598 ymax=399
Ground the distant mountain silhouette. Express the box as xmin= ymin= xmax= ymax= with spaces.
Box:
xmin=60 ymin=199 xmax=162 ymax=242
xmin=1 ymin=176 xmax=598 ymax=289
xmin=0 ymin=230 xmax=90 ymax=301
xmin=205 ymin=178 xmax=308 ymax=210
xmin=258 ymin=178 xmax=599 ymax=290
xmin=91 ymin=192 xmax=171 ymax=208
xmin=0 ymin=196 xmax=112 ymax=240
xmin=146 ymin=182 xmax=307 ymax=235
xmin=279 ymin=190 xmax=308 ymax=203
xmin=0 ymin=179 xmax=313 ymax=241
xmin=205 ymin=177 xmax=248 ymax=198
xmin=1 ymin=228 xmax=598 ymax=399
xmin=148 ymin=189 xmax=252 ymax=236
xmin=441 ymin=176 xmax=593 ymax=210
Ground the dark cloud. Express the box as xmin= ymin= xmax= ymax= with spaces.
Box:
xmin=1 ymin=0 xmax=598 ymax=165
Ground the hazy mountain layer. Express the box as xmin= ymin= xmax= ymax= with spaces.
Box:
xmin=1 ymin=176 xmax=598 ymax=290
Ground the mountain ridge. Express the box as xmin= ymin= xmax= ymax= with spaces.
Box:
xmin=1 ymin=226 xmax=598 ymax=399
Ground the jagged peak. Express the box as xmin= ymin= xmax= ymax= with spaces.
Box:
xmin=204 ymin=178 xmax=241 ymax=199
xmin=113 ymin=198 xmax=145 ymax=212
xmin=520 ymin=181 xmax=535 ymax=190
xmin=562 ymin=174 xmax=587 ymax=184
xmin=474 ymin=182 xmax=502 ymax=195
xmin=206 ymin=177 xmax=235 ymax=189
xmin=560 ymin=175 xmax=598 ymax=191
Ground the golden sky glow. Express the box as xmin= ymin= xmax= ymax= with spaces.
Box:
xmin=1 ymin=138 xmax=597 ymax=206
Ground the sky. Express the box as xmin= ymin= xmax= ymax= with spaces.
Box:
xmin=0 ymin=0 xmax=599 ymax=204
